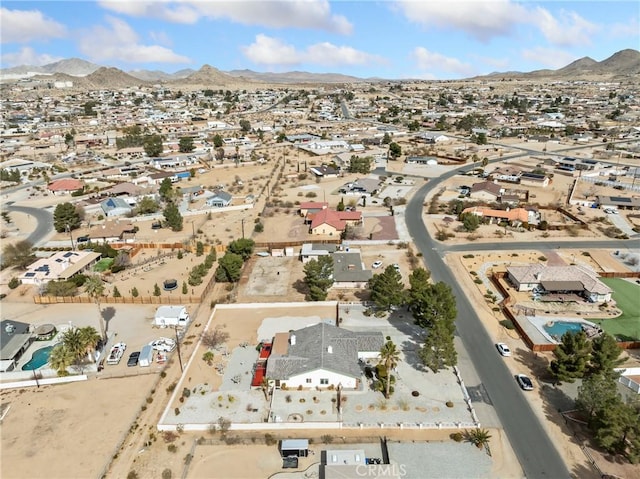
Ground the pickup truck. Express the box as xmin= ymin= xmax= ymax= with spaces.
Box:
xmin=106 ymin=342 xmax=127 ymax=365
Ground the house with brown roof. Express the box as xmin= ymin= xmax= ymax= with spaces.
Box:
xmin=308 ymin=209 xmax=362 ymax=236
xmin=47 ymin=178 xmax=84 ymax=195
xmin=299 ymin=201 xmax=328 ymax=218
xmin=87 ymin=221 xmax=137 ymax=243
xmin=469 ymin=181 xmax=503 ymax=201
xmin=462 ymin=206 xmax=539 ymax=226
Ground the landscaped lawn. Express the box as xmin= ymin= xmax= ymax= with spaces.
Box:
xmin=93 ymin=258 xmax=114 ymax=272
xmin=594 ymin=278 xmax=640 ymax=341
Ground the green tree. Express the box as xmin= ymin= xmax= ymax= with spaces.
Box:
xmin=239 ymin=119 xmax=251 ymax=133
xmin=77 ymin=326 xmax=101 ymax=363
xmin=196 ymin=241 xmax=204 ymax=256
xmin=179 ymin=136 xmax=195 ymax=153
xmin=576 ymin=373 xmax=621 ymax=423
xmin=348 ymin=156 xmax=373 ymax=174
xmin=53 ymin=202 xmax=81 ymax=233
xmin=593 ymin=399 xmax=639 ymax=457
xmin=214 ymin=253 xmax=244 ymax=282
xmin=409 ymin=279 xmax=455 ymax=329
xmin=84 ymin=275 xmax=106 ymax=341
xmin=589 ymin=332 xmax=624 ymax=377
xmin=144 ymin=134 xmax=163 ymax=157
xmin=381 ymin=132 xmax=391 ymax=145
xmin=212 ymin=134 xmax=223 ymax=148
xmin=461 ymin=213 xmax=480 ymax=232
xmin=548 ymin=330 xmax=591 ymax=383
xmin=182 ymin=281 xmax=188 ymax=295
xmin=303 ymin=256 xmax=334 ymax=301
xmin=466 ymin=429 xmax=492 ymax=449
xmin=163 ymin=202 xmax=183 ymax=232
xmin=388 ymin=142 xmax=402 ymax=160
xmin=419 ymin=317 xmax=457 ymax=373
xmin=159 ymin=178 xmax=174 ymax=201
xmin=135 ymin=196 xmax=159 ymax=215
xmin=131 ymin=287 xmax=139 ymax=297
xmin=227 ymin=238 xmax=255 ymax=260
xmin=202 ymin=351 xmax=215 ymax=365
xmin=1 ymin=240 xmax=35 ymax=270
xmin=474 ymin=132 xmax=487 ymax=145
xmin=369 ymin=266 xmax=405 ymax=312
xmin=378 ymin=340 xmax=400 ymax=399
xmin=49 ymin=344 xmax=74 ymax=375
xmin=153 ymin=283 xmax=161 ymax=296
xmin=113 ymin=286 xmax=121 ymax=297
xmin=337 ymin=197 xmax=345 ymax=212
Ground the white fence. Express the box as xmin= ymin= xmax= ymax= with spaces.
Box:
xmin=0 ymin=374 xmax=87 ymax=390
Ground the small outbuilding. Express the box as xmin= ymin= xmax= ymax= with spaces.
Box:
xmin=154 ymin=305 xmax=190 ymax=328
xmin=280 ymin=439 xmax=309 ymax=458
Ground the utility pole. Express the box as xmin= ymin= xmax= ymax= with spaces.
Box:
xmin=174 ymin=326 xmax=183 ymax=373
xmin=241 ymin=218 xmax=245 ymax=239
xmin=66 ymin=224 xmax=75 ymax=250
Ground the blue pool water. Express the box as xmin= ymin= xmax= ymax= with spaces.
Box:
xmin=544 ymin=321 xmax=584 ymax=338
xmin=21 ymin=345 xmax=55 ymax=371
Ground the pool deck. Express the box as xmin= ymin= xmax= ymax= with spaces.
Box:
xmin=517 ymin=316 xmax=598 ymax=345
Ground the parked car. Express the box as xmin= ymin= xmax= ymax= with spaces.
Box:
xmin=76 ymin=235 xmax=90 ymax=243
xmin=392 ymin=263 xmax=400 ymax=272
xmin=516 ymin=374 xmax=534 ymax=391
xmin=127 ymin=351 xmax=140 ymax=367
xmin=372 ymin=260 xmax=383 ymax=269
xmin=150 ymin=337 xmax=176 ymax=352
xmin=151 ymin=222 xmax=162 ymax=229
xmin=496 ymin=343 xmax=511 ymax=357
xmin=106 ymin=342 xmax=127 ymax=365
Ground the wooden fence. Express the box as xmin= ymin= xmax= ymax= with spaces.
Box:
xmin=34 ymin=295 xmax=202 ymax=305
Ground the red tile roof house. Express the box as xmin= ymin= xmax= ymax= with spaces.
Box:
xmin=299 ymin=201 xmax=328 ymax=219
xmin=308 ymin=209 xmax=362 ymax=236
xmin=462 ymin=206 xmax=538 ymax=226
xmin=47 ymin=178 xmax=84 ymax=195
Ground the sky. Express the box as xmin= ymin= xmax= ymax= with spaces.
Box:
xmin=1 ymin=1 xmax=639 ymax=80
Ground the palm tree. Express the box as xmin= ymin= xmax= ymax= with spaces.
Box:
xmin=49 ymin=344 xmax=73 ymax=376
xmin=62 ymin=328 xmax=85 ymax=359
xmin=466 ymin=428 xmax=492 ymax=449
xmin=84 ymin=275 xmax=106 ymax=341
xmin=78 ymin=326 xmax=101 ymax=363
xmin=378 ymin=340 xmax=400 ymax=399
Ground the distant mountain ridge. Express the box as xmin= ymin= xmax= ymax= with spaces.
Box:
xmin=1 ymin=49 xmax=638 ymax=86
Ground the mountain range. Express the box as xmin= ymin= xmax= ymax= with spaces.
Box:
xmin=1 ymin=49 xmax=638 ymax=88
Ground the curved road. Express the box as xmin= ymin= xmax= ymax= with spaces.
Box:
xmin=5 ymin=203 xmax=54 ymax=246
xmin=404 ymin=146 xmax=637 ymax=477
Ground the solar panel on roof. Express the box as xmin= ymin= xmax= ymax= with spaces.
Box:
xmin=610 ymin=197 xmax=631 ymax=203
xmin=25 ymin=272 xmax=35 ymax=277
xmin=63 ymin=252 xmax=74 ymax=257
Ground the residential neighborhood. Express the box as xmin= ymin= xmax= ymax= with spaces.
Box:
xmin=1 ymin=50 xmax=640 ymax=479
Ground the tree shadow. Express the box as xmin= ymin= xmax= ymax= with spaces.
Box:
xmin=101 ymin=306 xmax=116 ymax=336
xmin=292 ymin=279 xmax=308 ymax=295
xmin=570 ymin=462 xmax=601 ymax=479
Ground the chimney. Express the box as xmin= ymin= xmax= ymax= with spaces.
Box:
xmin=290 ymin=334 xmax=296 ymax=345
xmin=327 ymin=345 xmax=333 ymax=354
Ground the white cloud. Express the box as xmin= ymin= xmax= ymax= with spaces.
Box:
xmin=1 ymin=47 xmax=63 ymax=67
xmin=520 ymin=47 xmax=577 ymax=69
xmin=241 ymin=34 xmax=383 ymax=68
xmin=149 ymin=30 xmax=173 ymax=47
xmin=1 ymin=8 xmax=67 ymax=44
xmin=412 ymin=47 xmax=475 ymax=77
xmin=99 ymin=0 xmax=352 ymax=34
xmin=608 ymin=17 xmax=640 ymax=38
xmin=530 ymin=7 xmax=599 ymax=46
xmin=78 ymin=16 xmax=191 ymax=64
xmin=396 ymin=0 xmax=525 ymax=41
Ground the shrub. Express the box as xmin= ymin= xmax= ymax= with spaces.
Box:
xmin=450 ymin=432 xmax=464 ymax=442
xmin=168 ymin=444 xmax=178 ymax=453
xmin=264 ymin=433 xmax=277 ymax=446
xmin=445 ymin=401 xmax=454 ymax=408
xmin=131 ymin=287 xmax=139 ymax=297
xmin=161 ymin=469 xmax=172 ymax=479
xmin=8 ymin=277 xmax=20 ymax=289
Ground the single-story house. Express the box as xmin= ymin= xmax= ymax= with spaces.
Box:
xmin=405 ymin=156 xmax=438 ymax=165
xmin=520 ymin=172 xmax=550 ymax=188
xmin=0 ymin=319 xmax=34 ymax=372
xmin=205 ymin=190 xmax=233 ymax=208
xmin=265 ymin=322 xmax=384 ymax=389
xmin=280 ymin=439 xmax=309 ymax=458
xmin=299 ymin=201 xmax=328 ymax=218
xmin=506 ymin=264 xmax=612 ymax=303
xmin=469 ymin=181 xmax=503 ymax=201
xmin=300 ymin=243 xmax=338 ymax=263
xmin=47 ymin=178 xmax=84 ymax=195
xmin=462 ymin=206 xmax=539 ymax=226
xmin=418 ymin=131 xmax=450 ymax=143
xmin=332 ymin=250 xmax=372 ymax=288
xmin=596 ymin=195 xmax=640 ymax=211
xmin=154 ymin=305 xmax=190 ymax=328
xmin=87 ymin=221 xmax=137 ymax=244
xmin=310 ymin=164 xmax=340 ymax=178
xmin=20 ymin=250 xmax=102 ymax=285
xmin=309 ymin=209 xmax=362 ymax=236
xmin=100 ymin=197 xmax=133 ymax=217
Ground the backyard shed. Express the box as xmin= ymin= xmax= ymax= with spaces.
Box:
xmin=138 ymin=344 xmax=153 ymax=367
xmin=154 ymin=305 xmax=190 ymax=328
xmin=280 ymin=439 xmax=309 ymax=457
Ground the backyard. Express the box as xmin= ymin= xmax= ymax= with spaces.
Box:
xmin=594 ymin=278 xmax=640 ymax=341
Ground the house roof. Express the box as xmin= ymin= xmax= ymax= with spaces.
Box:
xmin=507 ymin=264 xmax=611 ymax=295
xmin=20 ymin=251 xmax=101 ymax=283
xmin=332 ymin=251 xmax=372 ymax=283
xmin=470 ymin=181 xmax=502 ymax=196
xmin=299 ymin=201 xmax=328 ymax=211
xmin=1 ymin=319 xmax=31 ymax=361
xmin=309 ymin=209 xmax=362 ymax=231
xmin=88 ymin=221 xmax=136 ymax=239
xmin=266 ymin=323 xmax=384 ymax=381
xmin=101 ymin=197 xmax=131 ymax=211
xmin=462 ymin=206 xmax=529 ymax=223
xmin=47 ymin=178 xmax=84 ymax=192
xmin=209 ymin=190 xmax=232 ymax=202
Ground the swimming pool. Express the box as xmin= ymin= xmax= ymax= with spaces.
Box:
xmin=543 ymin=321 xmax=584 ymax=339
xmin=21 ymin=345 xmax=55 ymax=370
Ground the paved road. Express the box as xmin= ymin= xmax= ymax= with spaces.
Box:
xmin=4 ymin=203 xmax=54 ymax=246
xmin=406 ymin=180 xmax=573 ymax=479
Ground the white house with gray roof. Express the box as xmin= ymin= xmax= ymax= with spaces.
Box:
xmin=265 ymin=322 xmax=384 ymax=390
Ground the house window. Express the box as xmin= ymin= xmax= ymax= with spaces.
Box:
xmin=306 ymin=378 xmax=312 ymax=384
xmin=320 ymin=378 xmax=329 ymax=385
